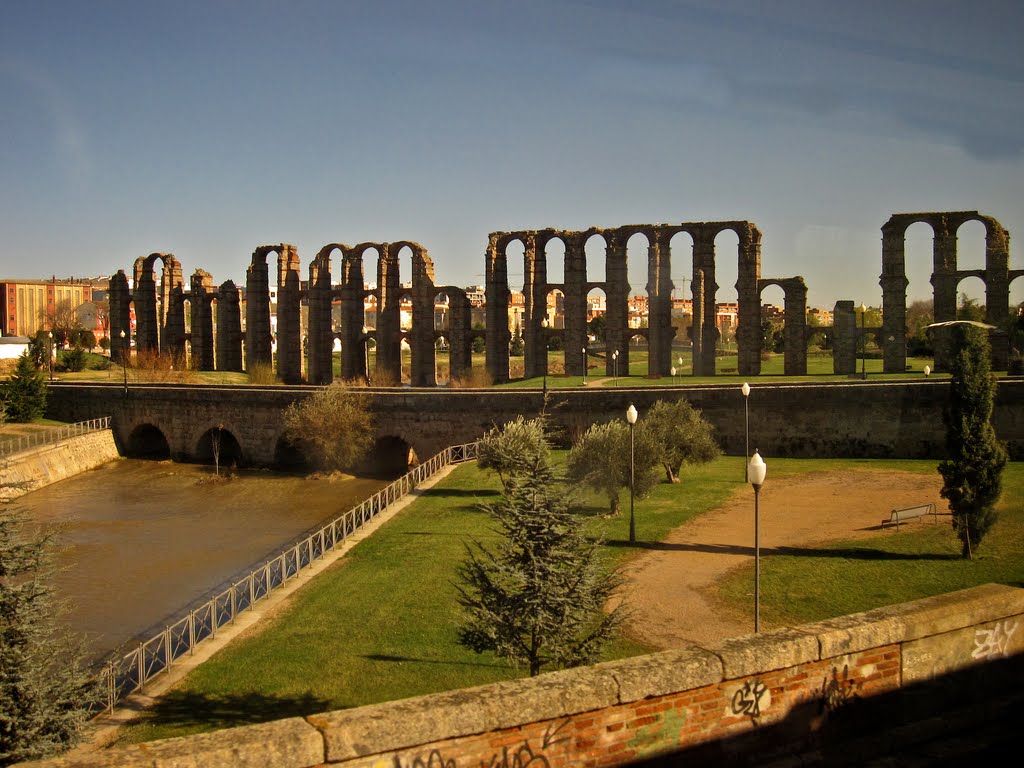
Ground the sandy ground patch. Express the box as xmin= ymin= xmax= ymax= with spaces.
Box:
xmin=617 ymin=469 xmax=946 ymax=649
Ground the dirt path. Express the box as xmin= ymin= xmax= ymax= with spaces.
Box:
xmin=617 ymin=469 xmax=946 ymax=649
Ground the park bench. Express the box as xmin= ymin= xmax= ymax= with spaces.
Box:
xmin=881 ymin=502 xmax=936 ymax=529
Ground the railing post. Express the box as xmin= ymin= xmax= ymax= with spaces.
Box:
xmin=249 ymin=572 xmax=255 ymax=609
xmin=189 ymin=610 xmax=195 ymax=655
xmin=164 ymin=627 xmax=172 ymax=671
xmin=137 ymin=643 xmax=145 ymax=692
xmin=107 ymin=660 xmax=116 ymax=713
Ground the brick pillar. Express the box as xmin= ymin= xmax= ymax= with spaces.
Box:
xmin=983 ymin=217 xmax=1011 ymax=370
xmin=832 ymin=300 xmax=856 ymax=375
xmin=485 ymin=234 xmax=511 ymax=384
xmin=216 ymin=280 xmax=243 ymax=372
xmin=307 ymin=250 xmax=334 ymax=385
xmin=133 ymin=256 xmax=159 ymax=354
xmin=522 ymin=233 xmax=547 ymax=380
xmin=647 ymin=227 xmax=673 ymax=377
xmin=376 ymin=246 xmax=402 ymax=384
xmin=737 ymin=224 xmax=762 ymax=377
xmin=276 ymin=245 xmax=302 ymax=384
xmin=109 ymin=270 xmax=132 ymax=364
xmin=245 ymin=248 xmax=273 ymax=370
xmin=189 ymin=270 xmax=215 ymax=371
xmin=881 ymin=219 xmax=909 ymax=373
xmin=783 ymin=278 xmax=808 ymax=375
xmin=605 ymin=230 xmax=629 ymax=376
xmin=563 ymin=232 xmax=587 ymax=377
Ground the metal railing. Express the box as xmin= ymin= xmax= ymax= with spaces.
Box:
xmin=95 ymin=440 xmax=479 ymax=713
xmin=0 ymin=417 xmax=111 ymax=460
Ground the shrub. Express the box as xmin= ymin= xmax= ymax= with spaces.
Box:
xmin=281 ymin=384 xmax=373 ymax=471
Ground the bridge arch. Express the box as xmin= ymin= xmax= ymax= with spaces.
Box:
xmin=195 ymin=426 xmax=244 ymax=467
xmin=125 ymin=423 xmax=171 ymax=459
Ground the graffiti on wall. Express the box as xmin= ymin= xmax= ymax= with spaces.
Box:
xmin=972 ymin=620 xmax=1019 ymax=660
xmin=819 ymin=664 xmax=863 ymax=715
xmin=730 ymin=678 xmax=771 ymax=719
xmin=389 ymin=719 xmax=569 ymax=768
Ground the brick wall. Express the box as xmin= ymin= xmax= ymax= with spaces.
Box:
xmin=28 ymin=584 xmax=1024 ymax=767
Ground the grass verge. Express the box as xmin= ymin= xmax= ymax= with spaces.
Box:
xmin=117 ymin=457 xmax=1023 ymax=743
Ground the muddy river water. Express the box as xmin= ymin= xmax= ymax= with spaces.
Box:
xmin=17 ymin=459 xmax=388 ymax=660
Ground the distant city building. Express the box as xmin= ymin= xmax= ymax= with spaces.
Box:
xmin=0 ymin=277 xmax=101 ymax=338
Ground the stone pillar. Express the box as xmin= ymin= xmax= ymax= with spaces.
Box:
xmin=522 ymin=234 xmax=547 ymax=380
xmin=932 ymin=219 xmax=959 ymax=372
xmin=307 ymin=251 xmax=334 ymax=385
xmin=340 ymin=249 xmax=367 ymax=382
xmin=832 ymin=300 xmax=856 ymax=375
xmin=691 ymin=269 xmax=704 ymax=376
xmin=736 ymin=224 xmax=763 ymax=377
xmin=563 ymin=232 xmax=587 ymax=377
xmin=983 ymin=217 xmax=1011 ymax=370
xmin=375 ymin=246 xmax=402 ymax=384
xmin=448 ymin=288 xmax=472 ymax=383
xmin=108 ymin=270 xmax=132 ymax=364
xmin=245 ymin=247 xmax=273 ymax=370
xmin=160 ymin=257 xmax=186 ymax=357
xmin=783 ymin=278 xmax=808 ymax=375
xmin=189 ymin=270 xmax=215 ymax=371
xmin=605 ymin=230 xmax=629 ymax=376
xmin=216 ymin=280 xmax=243 ymax=372
xmin=407 ymin=244 xmax=437 ymax=387
xmin=646 ymin=228 xmax=674 ymax=377
xmin=276 ymin=245 xmax=302 ymax=384
xmin=880 ymin=219 xmax=909 ymax=374
xmin=485 ymin=234 xmax=511 ymax=384
xmin=133 ymin=256 xmax=159 ymax=354
xmin=692 ymin=230 xmax=717 ymax=376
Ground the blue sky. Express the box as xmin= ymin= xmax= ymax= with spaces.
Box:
xmin=3 ymin=0 xmax=1023 ymax=309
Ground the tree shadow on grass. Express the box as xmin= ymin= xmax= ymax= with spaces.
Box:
xmin=363 ymin=653 xmax=507 ymax=670
xmin=421 ymin=488 xmax=501 ymax=499
xmin=137 ymin=690 xmax=333 ymax=731
xmin=602 ymin=540 xmax=960 ymax=561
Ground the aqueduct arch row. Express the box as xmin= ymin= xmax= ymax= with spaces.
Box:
xmin=107 ymin=211 xmax=1019 ymax=386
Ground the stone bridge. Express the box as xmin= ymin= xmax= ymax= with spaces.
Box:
xmin=45 ymin=380 xmax=1024 ymax=467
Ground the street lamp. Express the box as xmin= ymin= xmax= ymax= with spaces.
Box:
xmin=612 ymin=350 xmax=619 ymax=385
xmin=923 ymin=364 xmax=931 ymax=378
xmin=581 ymin=347 xmax=587 ymax=386
xmin=119 ymin=330 xmax=128 ymax=394
xmin=859 ymin=303 xmax=867 ymax=380
xmin=670 ymin=365 xmax=676 ymax=385
xmin=361 ymin=326 xmax=370 ymax=385
xmin=747 ymin=450 xmax=767 ymax=633
xmin=47 ymin=331 xmax=53 ymax=382
xmin=741 ymin=382 xmax=750 ymax=480
xmin=626 ymin=403 xmax=638 ymax=543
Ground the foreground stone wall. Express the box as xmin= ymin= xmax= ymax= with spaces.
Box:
xmin=27 ymin=584 xmax=1024 ymax=767
xmin=0 ymin=430 xmax=119 ymax=501
xmin=44 ymin=379 xmax=1024 ymax=466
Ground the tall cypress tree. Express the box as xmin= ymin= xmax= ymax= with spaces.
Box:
xmin=937 ymin=324 xmax=1008 ymax=559
xmin=456 ymin=424 xmax=623 ymax=676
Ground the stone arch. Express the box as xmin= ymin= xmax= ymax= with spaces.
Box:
xmin=881 ymin=211 xmax=1010 ymax=372
xmin=307 ymin=246 xmax=336 ymax=385
xmin=125 ymin=423 xmax=171 ymax=459
xmin=437 ymin=285 xmax=472 ymax=384
xmin=195 ymin=426 xmax=244 ymax=467
xmin=757 ymin=277 xmax=808 ymax=375
xmin=132 ymin=252 xmax=184 ymax=356
xmin=246 ymin=244 xmax=297 ymax=375
xmin=188 ymin=269 xmax=215 ymax=371
xmin=369 ymin=435 xmax=417 ymax=477
xmin=215 ymin=280 xmax=243 ymax=372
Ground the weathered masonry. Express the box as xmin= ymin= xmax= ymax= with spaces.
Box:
xmin=106 ymin=210 xmax=1022 ymax=386
xmin=25 ymin=585 xmax=1024 ymax=767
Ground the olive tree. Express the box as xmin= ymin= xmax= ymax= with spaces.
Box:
xmin=643 ymin=399 xmax=720 ymax=484
xmin=565 ymin=420 xmax=660 ymax=515
xmin=476 ymin=416 xmax=549 ymax=492
xmin=281 ymin=383 xmax=374 ymax=471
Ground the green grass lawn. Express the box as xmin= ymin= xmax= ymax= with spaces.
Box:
xmin=118 ymin=456 xmax=1023 ymax=743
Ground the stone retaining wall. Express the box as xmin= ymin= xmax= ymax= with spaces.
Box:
xmin=27 ymin=584 xmax=1024 ymax=767
xmin=0 ymin=430 xmax=120 ymax=501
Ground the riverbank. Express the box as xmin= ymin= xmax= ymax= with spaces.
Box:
xmin=0 ymin=428 xmax=120 ymax=500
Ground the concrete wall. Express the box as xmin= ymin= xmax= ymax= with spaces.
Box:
xmin=0 ymin=430 xmax=120 ymax=501
xmin=26 ymin=584 xmax=1024 ymax=767
xmin=44 ymin=380 xmax=1024 ymax=466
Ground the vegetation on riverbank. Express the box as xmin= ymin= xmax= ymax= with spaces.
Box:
xmin=117 ymin=456 xmax=1023 ymax=744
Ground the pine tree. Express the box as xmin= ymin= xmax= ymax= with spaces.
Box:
xmin=2 ymin=353 xmax=47 ymax=423
xmin=456 ymin=431 xmax=623 ymax=676
xmin=1 ymin=507 xmax=93 ymax=765
xmin=937 ymin=324 xmax=1008 ymax=559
